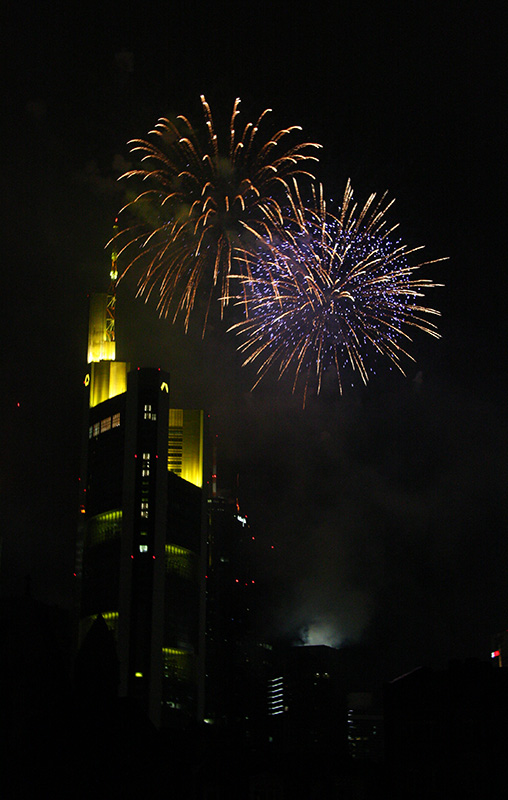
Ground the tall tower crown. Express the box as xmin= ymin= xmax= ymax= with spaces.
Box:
xmin=86 ymin=219 xmax=129 ymax=406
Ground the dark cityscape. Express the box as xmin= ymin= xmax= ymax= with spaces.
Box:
xmin=2 ymin=2 xmax=506 ymax=797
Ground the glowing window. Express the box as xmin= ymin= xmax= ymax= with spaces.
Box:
xmin=112 ymin=412 xmax=121 ymax=428
xmin=144 ymin=404 xmax=157 ymax=421
xmin=139 ymin=544 xmax=148 ymax=553
xmin=100 ymin=417 xmax=111 ymax=433
xmin=93 ymin=422 xmax=100 ymax=437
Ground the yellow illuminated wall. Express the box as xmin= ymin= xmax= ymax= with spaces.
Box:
xmin=88 ymin=360 xmax=129 ymax=408
xmin=88 ymin=293 xmax=116 ymax=363
xmin=168 ymin=409 xmax=204 ymax=488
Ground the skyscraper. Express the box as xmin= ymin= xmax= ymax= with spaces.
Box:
xmin=76 ymin=244 xmax=206 ymax=728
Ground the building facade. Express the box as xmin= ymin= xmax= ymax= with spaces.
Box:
xmin=204 ymin=496 xmax=272 ymax=741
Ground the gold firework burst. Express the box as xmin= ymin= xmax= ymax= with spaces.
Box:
xmin=114 ymin=96 xmax=322 ymax=331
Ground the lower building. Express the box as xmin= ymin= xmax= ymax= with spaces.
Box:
xmin=269 ymin=644 xmax=348 ymax=759
xmin=384 ymin=660 xmax=508 ymax=798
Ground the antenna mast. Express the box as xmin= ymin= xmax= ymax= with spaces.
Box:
xmin=106 ymin=218 xmax=118 ymax=344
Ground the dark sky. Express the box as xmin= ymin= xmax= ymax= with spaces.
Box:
xmin=2 ymin=1 xmax=506 ymax=683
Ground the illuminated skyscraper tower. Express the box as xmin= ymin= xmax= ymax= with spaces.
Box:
xmin=76 ymin=235 xmax=206 ymax=728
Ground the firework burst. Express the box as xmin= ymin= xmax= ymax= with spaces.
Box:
xmin=114 ymin=96 xmax=321 ymax=330
xmin=228 ymin=181 xmax=445 ymax=404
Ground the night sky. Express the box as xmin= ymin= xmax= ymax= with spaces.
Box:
xmin=2 ymin=1 xmax=506 ymax=683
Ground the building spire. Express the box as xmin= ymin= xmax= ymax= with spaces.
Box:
xmin=87 ymin=219 xmax=119 ymax=364
xmin=106 ymin=218 xmax=119 ymax=345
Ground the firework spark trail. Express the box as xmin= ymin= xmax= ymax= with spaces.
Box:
xmin=113 ymin=96 xmax=321 ymax=331
xmin=228 ymin=180 xmax=445 ymax=404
